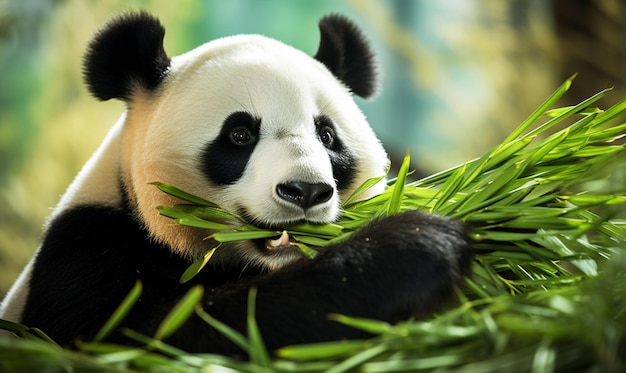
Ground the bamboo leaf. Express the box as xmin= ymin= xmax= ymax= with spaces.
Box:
xmin=342 ymin=173 xmax=386 ymax=206
xmin=93 ymin=281 xmax=142 ymax=342
xmin=387 ymin=150 xmax=411 ymax=215
xmin=173 ymin=205 xmax=239 ymax=219
xmin=179 ymin=247 xmax=218 ymax=283
xmin=174 ymin=217 xmax=231 ymax=230
xmin=292 ymin=242 xmax=319 ymax=258
xmin=154 ymin=285 xmax=204 ymax=340
xmin=483 ymin=137 xmax=534 ymax=172
xmin=121 ymin=328 xmax=187 ymax=357
xmin=212 ymin=230 xmax=279 ymax=242
xmin=594 ymin=98 xmax=626 ymax=124
xmin=572 ymin=145 xmax=624 ymax=158
xmin=277 ymin=340 xmax=367 ymax=360
xmin=431 ymin=163 xmax=467 ymax=213
xmin=195 ymin=305 xmax=251 ymax=353
xmin=325 ymin=343 xmax=388 ymax=373
xmin=328 ymin=314 xmax=392 ymax=334
xmin=545 ymin=106 xmax=603 ymax=117
xmin=152 ymin=182 xmax=217 ymax=206
xmin=285 ymin=221 xmax=344 ymax=236
xmin=246 ymin=287 xmax=270 ymax=368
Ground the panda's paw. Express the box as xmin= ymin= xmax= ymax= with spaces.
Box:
xmin=311 ymin=210 xmax=473 ymax=321
xmin=348 ymin=210 xmax=473 ymax=279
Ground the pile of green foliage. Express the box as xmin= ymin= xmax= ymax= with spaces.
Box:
xmin=1 ymin=77 xmax=625 ymax=372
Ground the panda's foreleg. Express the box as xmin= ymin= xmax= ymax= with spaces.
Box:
xmin=172 ymin=210 xmax=472 ymax=354
xmin=16 ymin=205 xmax=193 ymax=347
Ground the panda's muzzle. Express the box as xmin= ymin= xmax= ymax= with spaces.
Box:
xmin=276 ymin=182 xmax=333 ymax=210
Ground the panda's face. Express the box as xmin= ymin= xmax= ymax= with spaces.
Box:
xmin=119 ymin=35 xmax=387 ymax=269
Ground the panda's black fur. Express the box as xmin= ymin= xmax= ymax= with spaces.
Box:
xmin=84 ymin=12 xmax=170 ymax=101
xmin=0 ymin=12 xmax=473 ymax=356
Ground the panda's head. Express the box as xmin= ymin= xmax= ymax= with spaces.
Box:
xmin=84 ymin=12 xmax=388 ymax=270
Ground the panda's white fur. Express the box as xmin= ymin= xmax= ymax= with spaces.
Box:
xmin=0 ymin=12 xmax=472 ymax=353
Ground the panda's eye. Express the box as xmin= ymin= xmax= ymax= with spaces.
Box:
xmin=231 ymin=127 xmax=253 ymax=145
xmin=222 ymin=111 xmax=259 ymax=147
xmin=315 ymin=115 xmax=338 ymax=149
xmin=318 ymin=126 xmax=335 ymax=148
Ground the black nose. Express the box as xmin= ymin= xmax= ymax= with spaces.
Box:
xmin=276 ymin=182 xmax=334 ymax=209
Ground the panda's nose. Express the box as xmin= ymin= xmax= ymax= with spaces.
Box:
xmin=276 ymin=182 xmax=333 ymax=209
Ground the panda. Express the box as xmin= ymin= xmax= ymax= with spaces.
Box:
xmin=0 ymin=11 xmax=472 ymax=355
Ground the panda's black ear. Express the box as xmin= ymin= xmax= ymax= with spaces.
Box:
xmin=314 ymin=15 xmax=379 ymax=99
xmin=83 ymin=11 xmax=170 ymax=101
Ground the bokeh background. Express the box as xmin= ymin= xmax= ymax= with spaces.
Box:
xmin=0 ymin=0 xmax=624 ymax=297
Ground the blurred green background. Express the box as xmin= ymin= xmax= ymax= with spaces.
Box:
xmin=0 ymin=0 xmax=624 ymax=297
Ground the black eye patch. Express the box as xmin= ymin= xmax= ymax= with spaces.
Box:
xmin=201 ymin=111 xmax=261 ymax=185
xmin=314 ymin=115 xmax=356 ymax=191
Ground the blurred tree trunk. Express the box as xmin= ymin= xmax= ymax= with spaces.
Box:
xmin=552 ymin=0 xmax=626 ymax=107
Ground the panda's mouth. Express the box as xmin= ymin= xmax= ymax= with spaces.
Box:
xmin=238 ymin=208 xmax=317 ymax=256
xmin=265 ymin=230 xmax=295 ymax=250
